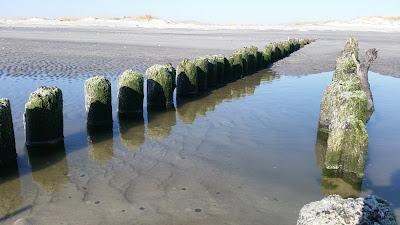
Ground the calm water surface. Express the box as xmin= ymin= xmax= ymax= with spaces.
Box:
xmin=0 ymin=70 xmax=399 ymax=225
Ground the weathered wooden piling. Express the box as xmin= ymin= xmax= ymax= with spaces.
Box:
xmin=246 ymin=46 xmax=259 ymax=73
xmin=228 ymin=56 xmax=239 ymax=81
xmin=231 ymin=53 xmax=246 ymax=79
xmin=194 ymin=57 xmax=209 ymax=92
xmin=318 ymin=37 xmax=377 ymax=179
xmin=206 ymin=57 xmax=218 ymax=88
xmin=85 ymin=76 xmax=112 ymax=127
xmin=223 ymin=57 xmax=232 ymax=83
xmin=118 ymin=70 xmax=144 ymax=116
xmin=212 ymin=55 xmax=226 ymax=85
xmin=25 ymin=86 xmax=64 ymax=147
xmin=146 ymin=64 xmax=175 ymax=110
xmin=262 ymin=45 xmax=274 ymax=66
xmin=234 ymin=49 xmax=250 ymax=75
xmin=176 ymin=59 xmax=199 ymax=97
xmin=0 ymin=98 xmax=16 ymax=166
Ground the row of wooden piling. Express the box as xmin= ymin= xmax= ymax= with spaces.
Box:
xmin=0 ymin=38 xmax=314 ymax=166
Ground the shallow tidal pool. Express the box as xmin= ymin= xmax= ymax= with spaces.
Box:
xmin=0 ymin=70 xmax=399 ymax=225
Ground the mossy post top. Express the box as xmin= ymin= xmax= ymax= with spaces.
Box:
xmin=146 ymin=64 xmax=175 ymax=79
xmin=0 ymin=98 xmax=11 ymax=110
xmin=25 ymin=86 xmax=63 ymax=110
xmin=176 ymin=59 xmax=197 ymax=76
xmin=146 ymin=64 xmax=175 ymax=109
xmin=84 ymin=76 xmax=111 ymax=105
xmin=118 ymin=69 xmax=144 ymax=91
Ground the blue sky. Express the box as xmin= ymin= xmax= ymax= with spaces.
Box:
xmin=1 ymin=0 xmax=399 ymax=24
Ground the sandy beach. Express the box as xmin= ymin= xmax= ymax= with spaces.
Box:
xmin=0 ymin=26 xmax=399 ymax=225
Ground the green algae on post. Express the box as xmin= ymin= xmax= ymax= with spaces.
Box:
xmin=85 ymin=76 xmax=112 ymax=127
xmin=146 ymin=64 xmax=175 ymax=110
xmin=325 ymin=116 xmax=368 ymax=178
xmin=234 ymin=49 xmax=251 ymax=75
xmin=319 ymin=79 xmax=363 ymax=131
xmin=118 ymin=70 xmax=144 ymax=116
xmin=228 ymin=56 xmax=240 ymax=81
xmin=212 ymin=55 xmax=226 ymax=85
xmin=206 ymin=57 xmax=217 ymax=88
xmin=223 ymin=57 xmax=232 ymax=83
xmin=231 ymin=53 xmax=246 ymax=79
xmin=176 ymin=59 xmax=199 ymax=97
xmin=0 ymin=98 xmax=16 ymax=166
xmin=194 ymin=57 xmax=208 ymax=92
xmin=25 ymin=86 xmax=64 ymax=147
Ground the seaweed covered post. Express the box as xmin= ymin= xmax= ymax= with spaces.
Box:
xmin=176 ymin=59 xmax=199 ymax=98
xmin=206 ymin=57 xmax=218 ymax=88
xmin=212 ymin=55 xmax=226 ymax=86
xmin=262 ymin=45 xmax=274 ymax=67
xmin=146 ymin=64 xmax=175 ymax=110
xmin=223 ymin=56 xmax=232 ymax=83
xmin=231 ymin=53 xmax=246 ymax=79
xmin=25 ymin=86 xmax=64 ymax=147
xmin=118 ymin=70 xmax=144 ymax=117
xmin=317 ymin=37 xmax=377 ymax=180
xmin=234 ymin=49 xmax=251 ymax=75
xmin=85 ymin=76 xmax=112 ymax=127
xmin=194 ymin=57 xmax=208 ymax=92
xmin=0 ymin=98 xmax=16 ymax=166
xmin=227 ymin=56 xmax=240 ymax=81
xmin=246 ymin=46 xmax=260 ymax=73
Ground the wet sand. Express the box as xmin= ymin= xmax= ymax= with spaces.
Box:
xmin=0 ymin=27 xmax=399 ymax=78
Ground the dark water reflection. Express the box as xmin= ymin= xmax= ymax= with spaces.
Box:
xmin=0 ymin=70 xmax=399 ymax=224
xmin=27 ymin=144 xmax=69 ymax=193
xmin=0 ymin=162 xmax=22 ymax=218
xmin=118 ymin=117 xmax=145 ymax=151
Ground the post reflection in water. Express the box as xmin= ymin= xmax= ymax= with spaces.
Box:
xmin=87 ymin=127 xmax=114 ymax=163
xmin=147 ymin=109 xmax=176 ymax=140
xmin=118 ymin=116 xmax=145 ymax=151
xmin=177 ymin=70 xmax=278 ymax=124
xmin=315 ymin=130 xmax=362 ymax=198
xmin=0 ymin=161 xmax=22 ymax=217
xmin=27 ymin=143 xmax=69 ymax=193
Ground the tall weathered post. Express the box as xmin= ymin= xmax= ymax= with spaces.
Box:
xmin=146 ymin=64 xmax=175 ymax=110
xmin=85 ymin=76 xmax=112 ymax=127
xmin=118 ymin=70 xmax=144 ymax=117
xmin=24 ymin=87 xmax=63 ymax=147
xmin=0 ymin=98 xmax=16 ymax=166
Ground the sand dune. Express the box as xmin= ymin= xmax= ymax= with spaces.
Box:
xmin=0 ymin=16 xmax=399 ymax=32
